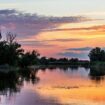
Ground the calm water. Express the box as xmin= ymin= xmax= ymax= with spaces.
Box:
xmin=0 ymin=66 xmax=105 ymax=105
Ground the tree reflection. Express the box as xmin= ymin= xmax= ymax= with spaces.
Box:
xmin=0 ymin=71 xmax=22 ymax=95
xmin=89 ymin=67 xmax=105 ymax=83
xmin=39 ymin=65 xmax=80 ymax=72
xmin=0 ymin=68 xmax=40 ymax=95
xmin=19 ymin=68 xmax=40 ymax=84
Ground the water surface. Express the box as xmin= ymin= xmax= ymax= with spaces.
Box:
xmin=0 ymin=66 xmax=105 ymax=105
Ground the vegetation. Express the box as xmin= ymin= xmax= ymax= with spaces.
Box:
xmin=0 ymin=32 xmax=40 ymax=67
xmin=0 ymin=68 xmax=39 ymax=95
xmin=0 ymin=32 xmax=105 ymax=68
xmin=0 ymin=32 xmax=24 ymax=65
xmin=89 ymin=47 xmax=105 ymax=62
xmin=39 ymin=57 xmax=89 ymax=67
xmin=19 ymin=50 xmax=40 ymax=67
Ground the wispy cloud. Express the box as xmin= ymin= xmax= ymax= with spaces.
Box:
xmin=66 ymin=47 xmax=92 ymax=51
xmin=20 ymin=38 xmax=84 ymax=42
xmin=0 ymin=9 xmax=93 ymax=39
xmin=58 ymin=47 xmax=93 ymax=59
xmin=19 ymin=38 xmax=83 ymax=48
xmin=19 ymin=40 xmax=56 ymax=47
xmin=45 ymin=25 xmax=105 ymax=32
xmin=57 ymin=51 xmax=89 ymax=60
xmin=66 ymin=47 xmax=105 ymax=52
xmin=44 ymin=38 xmax=84 ymax=42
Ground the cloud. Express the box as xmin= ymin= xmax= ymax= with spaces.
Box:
xmin=57 ymin=51 xmax=89 ymax=60
xmin=57 ymin=47 xmax=105 ymax=60
xmin=20 ymin=38 xmax=83 ymax=42
xmin=19 ymin=40 xmax=55 ymax=47
xmin=45 ymin=25 xmax=105 ymax=32
xmin=0 ymin=9 xmax=16 ymax=15
xmin=66 ymin=47 xmax=105 ymax=52
xmin=19 ymin=38 xmax=83 ymax=48
xmin=60 ymin=47 xmax=92 ymax=59
xmin=0 ymin=9 xmax=93 ymax=39
xmin=66 ymin=47 xmax=92 ymax=51
xmin=44 ymin=38 xmax=84 ymax=42
xmin=57 ymin=47 xmax=92 ymax=60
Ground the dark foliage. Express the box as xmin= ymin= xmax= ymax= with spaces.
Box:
xmin=19 ymin=50 xmax=40 ymax=67
xmin=0 ymin=32 xmax=24 ymax=65
xmin=89 ymin=47 xmax=105 ymax=62
xmin=0 ymin=68 xmax=40 ymax=95
xmin=0 ymin=32 xmax=40 ymax=66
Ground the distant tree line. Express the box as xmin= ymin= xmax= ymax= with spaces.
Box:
xmin=0 ymin=32 xmax=105 ymax=67
xmin=39 ymin=57 xmax=89 ymax=66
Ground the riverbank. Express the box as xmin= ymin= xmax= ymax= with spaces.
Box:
xmin=0 ymin=64 xmax=20 ymax=73
xmin=1 ymin=61 xmax=105 ymax=73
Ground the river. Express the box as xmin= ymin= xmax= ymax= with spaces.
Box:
xmin=0 ymin=66 xmax=105 ymax=105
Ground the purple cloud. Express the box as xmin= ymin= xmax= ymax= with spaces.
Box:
xmin=66 ymin=47 xmax=92 ymax=51
xmin=57 ymin=47 xmax=92 ymax=60
xmin=57 ymin=47 xmax=105 ymax=59
xmin=19 ymin=38 xmax=84 ymax=48
xmin=0 ymin=9 xmax=93 ymax=39
xmin=57 ymin=51 xmax=89 ymax=60
xmin=19 ymin=40 xmax=56 ymax=47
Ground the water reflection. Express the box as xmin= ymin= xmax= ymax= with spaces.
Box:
xmin=0 ymin=66 xmax=105 ymax=94
xmin=41 ymin=65 xmax=105 ymax=83
xmin=37 ymin=65 xmax=89 ymax=72
xmin=36 ymin=66 xmax=105 ymax=104
xmin=0 ymin=71 xmax=22 ymax=95
xmin=89 ymin=66 xmax=105 ymax=83
xmin=19 ymin=68 xmax=40 ymax=84
xmin=0 ymin=66 xmax=105 ymax=105
xmin=0 ymin=68 xmax=40 ymax=96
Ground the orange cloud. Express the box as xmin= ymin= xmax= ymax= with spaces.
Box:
xmin=45 ymin=25 xmax=105 ymax=32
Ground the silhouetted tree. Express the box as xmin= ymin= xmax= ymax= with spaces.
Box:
xmin=40 ymin=57 xmax=48 ymax=65
xmin=58 ymin=58 xmax=68 ymax=62
xmin=0 ymin=31 xmax=2 ymax=40
xmin=6 ymin=42 xmax=24 ymax=65
xmin=19 ymin=50 xmax=40 ymax=67
xmin=6 ymin=32 xmax=16 ymax=44
xmin=48 ymin=58 xmax=57 ymax=63
xmin=70 ymin=58 xmax=79 ymax=63
xmin=0 ymin=32 xmax=24 ymax=65
xmin=89 ymin=47 xmax=105 ymax=62
xmin=0 ymin=41 xmax=8 ymax=64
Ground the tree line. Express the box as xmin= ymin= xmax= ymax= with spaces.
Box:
xmin=0 ymin=32 xmax=105 ymax=67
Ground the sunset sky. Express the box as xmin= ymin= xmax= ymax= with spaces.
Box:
xmin=0 ymin=0 xmax=105 ymax=59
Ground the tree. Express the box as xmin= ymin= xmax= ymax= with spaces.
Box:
xmin=0 ymin=32 xmax=41 ymax=66
xmin=0 ymin=32 xmax=24 ymax=65
xmin=6 ymin=42 xmax=24 ymax=65
xmin=0 ymin=31 xmax=2 ymax=40
xmin=40 ymin=57 xmax=48 ymax=65
xmin=88 ymin=47 xmax=105 ymax=62
xmin=19 ymin=50 xmax=40 ymax=67
xmin=0 ymin=41 xmax=8 ymax=64
xmin=6 ymin=32 xmax=16 ymax=44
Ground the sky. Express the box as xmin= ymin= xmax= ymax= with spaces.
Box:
xmin=0 ymin=0 xmax=105 ymax=60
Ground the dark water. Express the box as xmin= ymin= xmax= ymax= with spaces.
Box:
xmin=0 ymin=66 xmax=105 ymax=105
